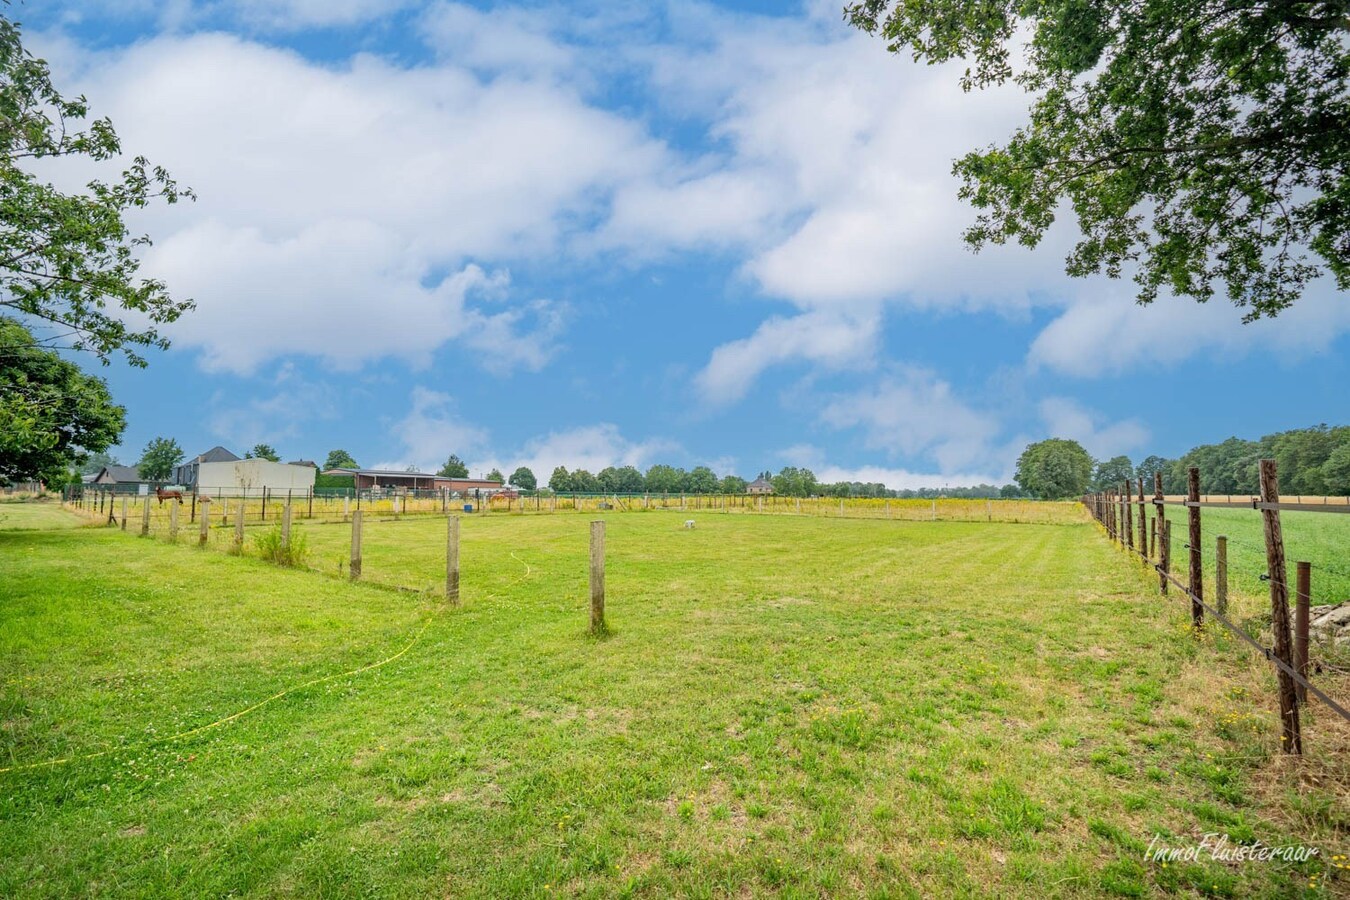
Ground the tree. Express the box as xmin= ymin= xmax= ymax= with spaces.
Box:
xmin=438 ymin=455 xmax=469 ymax=478
xmin=138 ymin=436 xmax=183 ymax=482
xmin=1135 ymin=455 xmax=1169 ymax=486
xmin=509 ymin=466 xmax=537 ymax=491
xmin=1322 ymin=444 xmax=1350 ymax=496
xmin=323 ymin=449 xmax=358 ymax=470
xmin=1091 ymin=455 xmax=1135 ymax=492
xmin=549 ymin=466 xmax=572 ymax=492
xmin=1014 ymin=438 xmax=1093 ymax=499
xmin=686 ymin=465 xmax=719 ymax=494
xmin=848 ymin=1 xmax=1350 ymax=320
xmin=0 ymin=317 xmax=124 ymax=484
xmin=245 ymin=443 xmax=280 ymax=462
xmin=720 ymin=474 xmax=747 ymax=494
xmin=1 ymin=16 xmax=194 ymax=366
xmin=486 ymin=468 xmax=504 ymax=484
xmin=644 ymin=464 xmax=681 ymax=493
xmin=80 ymin=449 xmax=119 ymax=475
xmin=771 ymin=466 xmax=819 ymax=497
xmin=571 ymin=468 xmax=600 ymax=492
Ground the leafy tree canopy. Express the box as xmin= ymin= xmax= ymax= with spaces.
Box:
xmin=1091 ymin=455 xmax=1135 ymax=491
xmin=486 ymin=468 xmax=504 ymax=484
xmin=137 ymin=436 xmax=182 ymax=482
xmin=1015 ymin=438 xmax=1094 ymax=499
xmin=847 ymin=0 xmax=1350 ymax=319
xmin=0 ymin=317 xmax=124 ymax=484
xmin=509 ymin=466 xmax=537 ymax=490
xmin=245 ymin=443 xmax=279 ymax=462
xmin=323 ymin=449 xmax=358 ymax=470
xmin=771 ymin=466 xmax=820 ymax=497
xmin=548 ymin=466 xmax=571 ymax=492
xmin=438 ymin=454 xmax=469 ymax=478
xmin=686 ymin=465 xmax=720 ymax=494
xmin=571 ymin=468 xmax=600 ymax=492
xmin=720 ymin=474 xmax=747 ymax=494
xmin=1 ymin=15 xmax=193 ymax=366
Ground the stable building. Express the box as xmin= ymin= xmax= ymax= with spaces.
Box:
xmin=90 ymin=465 xmax=157 ymax=494
xmin=177 ymin=447 xmax=316 ymax=497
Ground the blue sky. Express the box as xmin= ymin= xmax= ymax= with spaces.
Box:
xmin=22 ymin=0 xmax=1350 ymax=486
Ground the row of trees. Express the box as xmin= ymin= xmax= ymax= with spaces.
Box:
xmin=1014 ymin=426 xmax=1350 ymax=500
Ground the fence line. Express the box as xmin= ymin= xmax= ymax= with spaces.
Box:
xmin=1083 ymin=460 xmax=1349 ymax=756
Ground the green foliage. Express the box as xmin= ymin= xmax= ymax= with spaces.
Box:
xmin=685 ymin=465 xmax=719 ymax=494
xmin=847 ymin=0 xmax=1350 ymax=319
xmin=507 ymin=466 xmax=536 ymax=491
xmin=314 ymin=473 xmax=354 ymax=490
xmin=245 ymin=443 xmax=280 ymax=462
xmin=79 ymin=450 xmax=119 ymax=475
xmin=720 ymin=474 xmax=747 ymax=494
xmin=548 ymin=465 xmax=571 ymax=492
xmin=438 ymin=454 xmax=469 ymax=478
xmin=1152 ymin=425 xmax=1350 ymax=495
xmin=485 ymin=468 xmax=504 ymax=484
xmin=0 ymin=16 xmax=194 ymax=366
xmin=1091 ymin=455 xmax=1134 ymax=492
xmin=771 ymin=466 xmax=819 ymax=497
xmin=252 ymin=523 xmax=309 ymax=567
xmin=323 ymin=449 xmax=358 ymax=470
xmin=137 ymin=437 xmax=182 ymax=482
xmin=0 ymin=319 xmax=125 ymax=485
xmin=570 ymin=468 xmax=600 ymax=492
xmin=597 ymin=465 xmax=643 ymax=493
xmin=1015 ymin=438 xmax=1094 ymax=499
xmin=644 ymin=464 xmax=682 ymax=493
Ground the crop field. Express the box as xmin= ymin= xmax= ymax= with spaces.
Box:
xmin=2 ymin=500 xmax=1348 ymax=897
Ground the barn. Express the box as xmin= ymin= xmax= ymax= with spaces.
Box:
xmin=176 ymin=447 xmax=317 ymax=497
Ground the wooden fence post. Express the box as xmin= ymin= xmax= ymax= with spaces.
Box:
xmin=350 ymin=510 xmax=363 ymax=580
xmin=931 ymin=499 xmax=936 ymax=521
xmin=1295 ymin=561 xmax=1310 ymax=706
xmin=590 ymin=520 xmax=605 ymax=633
xmin=1258 ymin=459 xmax=1301 ymax=754
xmin=1160 ymin=519 xmax=1171 ymax=596
xmin=1187 ymin=467 xmax=1203 ymax=629
xmin=1122 ymin=481 xmax=1134 ymax=553
xmin=446 ymin=515 xmax=460 ymax=604
xmin=235 ymin=501 xmax=245 ymax=551
xmin=190 ymin=492 xmax=196 ymax=523
xmin=1216 ymin=536 xmax=1228 ymax=615
xmin=120 ymin=497 xmax=129 ymax=532
xmin=141 ymin=496 xmax=151 ymax=537
xmin=281 ymin=502 xmax=292 ymax=552
xmin=199 ymin=498 xmax=211 ymax=546
xmin=168 ymin=501 xmax=179 ymax=542
xmin=1136 ymin=478 xmax=1147 ymax=562
xmin=1153 ymin=473 xmax=1165 ymax=591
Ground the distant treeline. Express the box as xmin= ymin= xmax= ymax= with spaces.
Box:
xmin=544 ymin=464 xmax=1024 ymax=499
xmin=1094 ymin=424 xmax=1350 ymax=496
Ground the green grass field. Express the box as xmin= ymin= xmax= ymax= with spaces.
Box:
xmin=2 ymin=500 xmax=1347 ymax=897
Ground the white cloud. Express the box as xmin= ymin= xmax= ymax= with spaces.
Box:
xmin=1029 ymin=281 xmax=1350 ymax=377
xmin=818 ymin=367 xmax=1002 ymax=472
xmin=695 ymin=312 xmax=880 ymax=405
xmin=1038 ymin=397 xmax=1148 ymax=460
xmin=47 ymin=30 xmax=664 ymax=374
xmin=386 ymin=386 xmax=491 ymax=472
xmin=814 ymin=464 xmax=1005 ymax=491
xmin=386 ymin=387 xmax=675 ymax=479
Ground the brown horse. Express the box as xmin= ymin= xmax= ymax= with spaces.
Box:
xmin=156 ymin=486 xmax=184 ymax=506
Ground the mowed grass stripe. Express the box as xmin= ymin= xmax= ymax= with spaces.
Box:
xmin=1 ymin=503 xmax=1342 ymax=898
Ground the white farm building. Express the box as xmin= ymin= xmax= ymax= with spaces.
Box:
xmin=174 ymin=447 xmax=317 ymax=497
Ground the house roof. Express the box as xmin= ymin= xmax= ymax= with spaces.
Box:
xmin=287 ymin=460 xmax=319 ymax=468
xmin=100 ymin=465 xmax=146 ymax=483
xmin=191 ymin=446 xmax=239 ymax=464
xmin=747 ymin=478 xmax=773 ymax=489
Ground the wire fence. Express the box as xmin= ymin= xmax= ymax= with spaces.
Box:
xmin=1084 ymin=461 xmax=1350 ymax=756
xmin=64 ymin=488 xmax=1088 ymax=531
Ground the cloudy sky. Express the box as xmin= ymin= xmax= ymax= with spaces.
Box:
xmin=23 ymin=0 xmax=1349 ymax=486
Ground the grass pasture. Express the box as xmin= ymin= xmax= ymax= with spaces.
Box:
xmin=2 ymin=500 xmax=1348 ymax=897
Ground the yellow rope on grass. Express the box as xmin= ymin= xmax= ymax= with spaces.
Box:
xmin=0 ymin=614 xmax=435 ymax=775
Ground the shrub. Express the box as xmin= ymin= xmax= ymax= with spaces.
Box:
xmin=253 ymin=524 xmax=309 ymax=567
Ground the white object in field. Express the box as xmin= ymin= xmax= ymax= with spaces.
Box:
xmin=684 ymin=519 xmax=696 ymax=529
